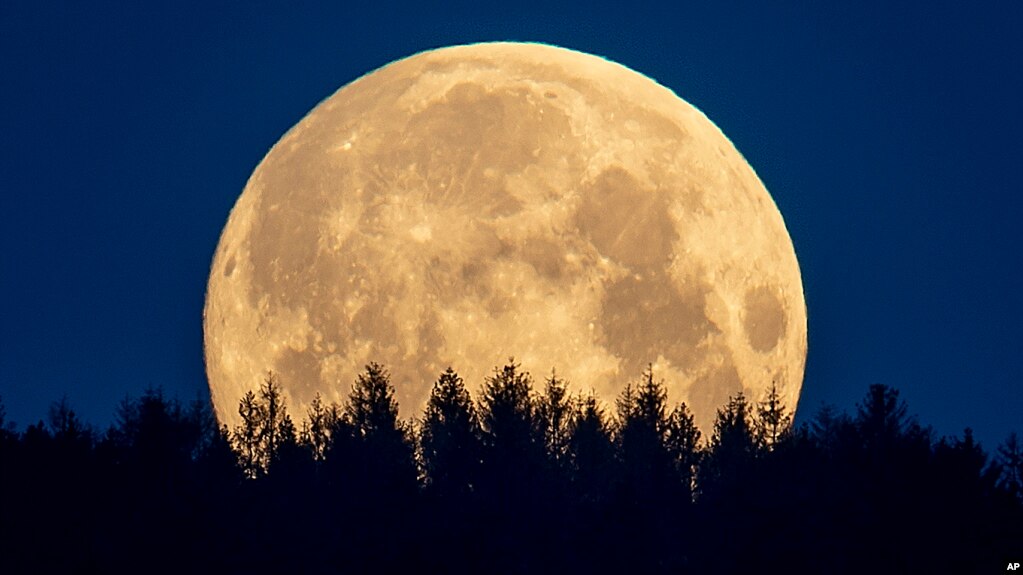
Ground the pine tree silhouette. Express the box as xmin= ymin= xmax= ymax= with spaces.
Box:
xmin=49 ymin=396 xmax=93 ymax=449
xmin=420 ymin=367 xmax=482 ymax=498
xmin=335 ymin=363 xmax=420 ymax=571
xmin=665 ymin=402 xmax=701 ymax=499
xmin=302 ymin=393 xmax=331 ymax=462
xmin=536 ymin=369 xmax=574 ymax=470
xmin=344 ymin=362 xmax=417 ymax=493
xmin=479 ymin=360 xmax=536 ymax=452
xmin=755 ymin=382 xmax=792 ymax=450
xmin=478 ymin=359 xmax=542 ymax=493
xmin=568 ymin=393 xmax=615 ymax=504
xmin=234 ymin=389 xmax=265 ymax=478
xmin=475 ymin=360 xmax=547 ymax=572
xmin=258 ymin=372 xmax=294 ymax=473
xmin=855 ymin=384 xmax=919 ymax=449
xmin=229 ymin=372 xmax=299 ymax=478
xmin=699 ymin=391 xmax=760 ymax=503
xmin=997 ymin=432 xmax=1023 ymax=501
xmin=615 ymin=366 xmax=674 ymax=504
xmin=0 ymin=394 xmax=9 ymax=432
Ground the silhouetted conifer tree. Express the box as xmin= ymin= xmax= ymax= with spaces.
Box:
xmin=234 ymin=389 xmax=263 ymax=477
xmin=615 ymin=365 xmax=681 ymax=514
xmin=0 ymin=395 xmax=8 ymax=431
xmin=823 ymin=385 xmax=930 ymax=571
xmin=16 ymin=398 xmax=98 ymax=572
xmin=186 ymin=394 xmax=220 ymax=457
xmin=755 ymin=382 xmax=792 ymax=450
xmin=49 ymin=396 xmax=92 ymax=447
xmin=347 ymin=363 xmax=394 ymax=434
xmin=856 ymin=384 xmax=904 ymax=435
xmin=0 ymin=394 xmax=14 ymax=463
xmin=536 ymin=370 xmax=574 ymax=469
xmin=475 ymin=360 xmax=548 ymax=570
xmin=615 ymin=367 xmax=667 ymax=443
xmin=320 ymin=398 xmax=355 ymax=486
xmin=612 ymin=368 xmax=693 ymax=574
xmin=568 ymin=393 xmax=615 ymax=503
xmin=479 ymin=360 xmax=536 ymax=453
xmin=936 ymin=428 xmax=999 ymax=489
xmin=712 ymin=392 xmax=759 ymax=453
xmin=808 ymin=402 xmax=852 ymax=455
xmin=344 ymin=362 xmax=417 ymax=494
xmin=665 ymin=402 xmax=701 ymax=498
xmin=302 ymin=393 xmax=331 ymax=462
xmin=258 ymin=372 xmax=292 ymax=471
xmin=854 ymin=384 xmax=931 ymax=453
xmin=94 ymin=389 xmax=215 ymax=569
xmin=478 ymin=360 xmax=543 ymax=491
xmin=316 ymin=363 xmax=419 ymax=572
xmin=312 ymin=395 xmax=345 ymax=467
xmin=196 ymin=421 xmax=239 ymax=483
xmin=699 ymin=392 xmax=760 ymax=500
xmin=0 ymin=394 xmax=16 ymax=548
xmin=911 ymin=429 xmax=1006 ymax=570
xmin=104 ymin=388 xmax=206 ymax=497
xmin=268 ymin=409 xmax=307 ymax=480
xmin=421 ymin=367 xmax=482 ymax=498
xmin=997 ymin=432 xmax=1023 ymax=500
xmin=176 ymin=394 xmax=240 ymax=487
xmin=230 ymin=372 xmax=298 ymax=477
xmin=617 ymin=366 xmax=669 ymax=435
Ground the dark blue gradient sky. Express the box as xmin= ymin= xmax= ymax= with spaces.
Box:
xmin=1 ymin=2 xmax=1020 ymax=449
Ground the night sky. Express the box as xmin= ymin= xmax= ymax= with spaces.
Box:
xmin=2 ymin=2 xmax=1020 ymax=450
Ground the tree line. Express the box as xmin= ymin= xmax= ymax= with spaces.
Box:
xmin=0 ymin=361 xmax=1020 ymax=574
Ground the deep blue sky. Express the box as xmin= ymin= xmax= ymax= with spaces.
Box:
xmin=2 ymin=2 xmax=1020 ymax=449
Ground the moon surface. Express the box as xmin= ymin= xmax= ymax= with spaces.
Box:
xmin=204 ymin=42 xmax=806 ymax=434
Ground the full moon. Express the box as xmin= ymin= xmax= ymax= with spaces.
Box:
xmin=204 ymin=42 xmax=807 ymax=434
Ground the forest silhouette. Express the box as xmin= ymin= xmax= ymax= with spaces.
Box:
xmin=0 ymin=361 xmax=1020 ymax=574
